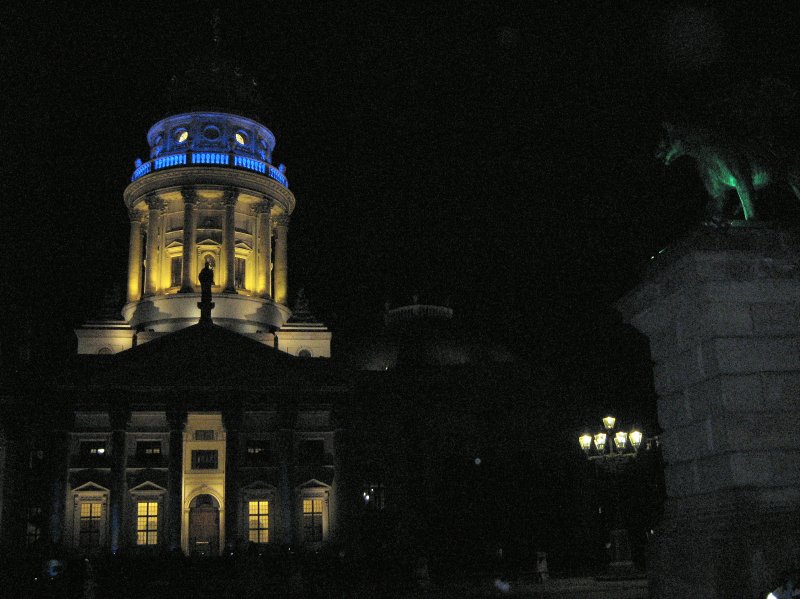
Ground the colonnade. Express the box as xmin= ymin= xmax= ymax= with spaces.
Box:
xmin=126 ymin=186 xmax=289 ymax=306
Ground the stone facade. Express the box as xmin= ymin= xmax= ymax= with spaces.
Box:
xmin=617 ymin=223 xmax=800 ymax=598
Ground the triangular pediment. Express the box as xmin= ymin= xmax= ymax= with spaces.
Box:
xmin=87 ymin=323 xmax=347 ymax=391
xmin=235 ymin=241 xmax=252 ymax=251
xmin=165 ymin=240 xmax=183 ymax=249
xmin=129 ymin=480 xmax=166 ymax=493
xmin=197 ymin=238 xmax=221 ymax=247
xmin=73 ymin=481 xmax=110 ymax=494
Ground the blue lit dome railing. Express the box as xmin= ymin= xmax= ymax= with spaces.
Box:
xmin=131 ymin=151 xmax=289 ymax=188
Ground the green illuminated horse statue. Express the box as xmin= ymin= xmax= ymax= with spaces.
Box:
xmin=656 ymin=122 xmax=800 ymax=220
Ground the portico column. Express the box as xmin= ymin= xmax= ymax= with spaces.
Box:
xmin=222 ymin=189 xmax=239 ymax=294
xmin=222 ymin=405 xmax=242 ymax=552
xmin=108 ymin=404 xmax=130 ymax=554
xmin=166 ymin=408 xmax=187 ymax=552
xmin=48 ymin=408 xmax=74 ymax=548
xmin=255 ymin=200 xmax=273 ymax=298
xmin=272 ymin=213 xmax=290 ymax=305
xmin=144 ymin=194 xmax=163 ymax=296
xmin=126 ymin=211 xmax=144 ymax=303
xmin=179 ymin=187 xmax=198 ymax=293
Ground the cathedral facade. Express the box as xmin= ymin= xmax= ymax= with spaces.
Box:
xmin=0 ymin=101 xmax=540 ymax=571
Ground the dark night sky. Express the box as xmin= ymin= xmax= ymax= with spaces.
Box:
xmin=3 ymin=1 xmax=800 ymax=367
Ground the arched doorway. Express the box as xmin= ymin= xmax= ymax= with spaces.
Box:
xmin=188 ymin=494 xmax=219 ymax=556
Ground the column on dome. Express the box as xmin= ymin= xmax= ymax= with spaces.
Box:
xmin=222 ymin=188 xmax=239 ymax=294
xmin=272 ymin=213 xmax=290 ymax=305
xmin=126 ymin=210 xmax=144 ymax=303
xmin=255 ymin=199 xmax=274 ymax=298
xmin=144 ymin=194 xmax=164 ymax=296
xmin=179 ymin=187 xmax=199 ymax=293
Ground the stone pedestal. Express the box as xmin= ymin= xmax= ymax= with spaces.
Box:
xmin=617 ymin=223 xmax=800 ymax=599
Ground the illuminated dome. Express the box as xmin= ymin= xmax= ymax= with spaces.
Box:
xmin=119 ymin=108 xmax=295 ymax=343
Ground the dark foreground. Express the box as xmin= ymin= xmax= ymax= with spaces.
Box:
xmin=1 ymin=551 xmax=648 ymax=598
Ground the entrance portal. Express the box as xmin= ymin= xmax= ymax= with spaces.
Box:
xmin=188 ymin=494 xmax=220 ymax=556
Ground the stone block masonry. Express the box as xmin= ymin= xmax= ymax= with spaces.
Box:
xmin=617 ymin=223 xmax=800 ymax=599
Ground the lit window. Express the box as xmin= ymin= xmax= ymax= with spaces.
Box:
xmin=136 ymin=441 xmax=161 ymax=464
xmin=246 ymin=440 xmax=270 ymax=465
xmin=136 ymin=501 xmax=158 ymax=546
xmin=235 ymin=131 xmax=247 ymax=145
xmin=175 ymin=128 xmax=189 ymax=143
xmin=192 ymin=450 xmax=218 ymax=470
xmin=303 ymin=498 xmax=323 ymax=542
xmin=170 ymin=256 xmax=183 ymax=287
xmin=248 ymin=501 xmax=269 ymax=544
xmin=80 ymin=441 xmax=107 ymax=462
xmin=79 ymin=502 xmax=103 ymax=548
xmin=234 ymin=257 xmax=246 ymax=289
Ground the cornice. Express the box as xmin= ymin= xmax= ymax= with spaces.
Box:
xmin=124 ymin=166 xmax=295 ymax=215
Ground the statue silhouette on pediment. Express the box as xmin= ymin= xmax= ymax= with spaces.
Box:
xmin=198 ymin=261 xmax=215 ymax=324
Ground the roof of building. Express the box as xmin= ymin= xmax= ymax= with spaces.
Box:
xmin=78 ymin=322 xmax=348 ymax=393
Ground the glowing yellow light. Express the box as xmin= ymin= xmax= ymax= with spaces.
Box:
xmin=629 ymin=430 xmax=643 ymax=450
xmin=614 ymin=431 xmax=628 ymax=450
xmin=593 ymin=432 xmax=607 ymax=452
xmin=602 ymin=415 xmax=616 ymax=430
xmin=177 ymin=130 xmax=188 ymax=143
xmin=578 ymin=434 xmax=592 ymax=453
xmin=235 ymin=132 xmax=246 ymax=145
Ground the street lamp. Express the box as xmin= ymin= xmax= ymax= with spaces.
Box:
xmin=578 ymin=416 xmax=646 ymax=580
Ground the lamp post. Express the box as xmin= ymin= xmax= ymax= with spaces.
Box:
xmin=578 ymin=415 xmax=645 ymax=580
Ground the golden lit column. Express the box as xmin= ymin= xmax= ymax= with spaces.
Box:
xmin=144 ymin=194 xmax=164 ymax=296
xmin=222 ymin=188 xmax=239 ymax=294
xmin=255 ymin=199 xmax=273 ymax=298
xmin=272 ymin=213 xmax=290 ymax=305
xmin=179 ymin=187 xmax=198 ymax=293
xmin=126 ymin=210 xmax=144 ymax=303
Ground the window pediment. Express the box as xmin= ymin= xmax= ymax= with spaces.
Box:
xmin=129 ymin=481 xmax=166 ymax=493
xmin=73 ymin=481 xmax=110 ymax=494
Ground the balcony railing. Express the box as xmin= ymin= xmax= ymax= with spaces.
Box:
xmin=131 ymin=152 xmax=289 ymax=188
